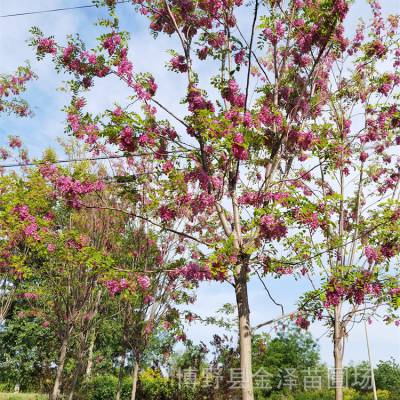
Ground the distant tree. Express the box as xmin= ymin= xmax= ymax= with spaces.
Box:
xmin=252 ymin=325 xmax=320 ymax=395
xmin=375 ymin=358 xmax=400 ymax=394
xmin=0 ymin=307 xmax=56 ymax=392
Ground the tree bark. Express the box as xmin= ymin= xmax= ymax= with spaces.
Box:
xmin=234 ymin=262 xmax=254 ymax=400
xmin=130 ymin=360 xmax=139 ymax=400
xmin=333 ymin=305 xmax=344 ymax=400
xmin=85 ymin=330 xmax=96 ymax=377
xmin=51 ymin=336 xmax=69 ymax=400
xmin=68 ymin=364 xmax=81 ymax=400
xmin=115 ymin=351 xmax=126 ymax=400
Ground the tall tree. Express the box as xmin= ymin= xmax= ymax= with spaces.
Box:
xmin=286 ymin=5 xmax=400 ymax=399
xmin=29 ymin=2 xmax=400 ymax=400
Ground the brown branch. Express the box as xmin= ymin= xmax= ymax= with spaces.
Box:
xmin=244 ymin=0 xmax=259 ymax=114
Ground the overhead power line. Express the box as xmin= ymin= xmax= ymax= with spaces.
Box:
xmin=0 ymin=1 xmax=129 ymax=18
xmin=0 ymin=154 xmax=127 ymax=168
xmin=0 ymin=149 xmax=189 ymax=169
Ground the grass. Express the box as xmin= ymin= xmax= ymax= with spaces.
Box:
xmin=0 ymin=394 xmax=46 ymax=400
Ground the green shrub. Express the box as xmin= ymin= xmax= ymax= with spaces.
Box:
xmin=269 ymin=393 xmax=295 ymax=400
xmin=0 ymin=395 xmax=46 ymax=400
xmin=351 ymin=389 xmax=393 ymax=400
xmin=292 ymin=390 xmax=334 ymax=400
xmin=0 ymin=384 xmax=13 ymax=392
xmin=136 ymin=368 xmax=199 ymax=400
xmin=76 ymin=373 xmax=398 ymax=400
xmin=78 ymin=370 xmax=200 ymax=400
xmin=79 ymin=374 xmax=118 ymax=400
xmin=290 ymin=389 xmax=395 ymax=400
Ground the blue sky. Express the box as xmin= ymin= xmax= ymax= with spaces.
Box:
xmin=1 ymin=0 xmax=399 ymax=366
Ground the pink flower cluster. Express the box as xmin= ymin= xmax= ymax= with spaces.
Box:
xmin=133 ymin=79 xmax=157 ymax=101
xmin=170 ymin=55 xmax=188 ymax=73
xmin=189 ymin=192 xmax=215 ymax=215
xmin=58 ymin=42 xmax=110 ymax=84
xmin=24 ymin=223 xmax=40 ymax=240
xmin=263 ymin=20 xmax=285 ymax=45
xmin=325 ymin=285 xmax=346 ymax=307
xmin=13 ymin=204 xmax=31 ymax=220
xmin=288 ymin=130 xmax=314 ymax=152
xmin=67 ymin=113 xmax=81 ymax=133
xmin=184 ymin=168 xmax=222 ymax=191
xmin=37 ymin=37 xmax=57 ymax=55
xmin=117 ymin=54 xmax=133 ymax=84
xmin=259 ymin=214 xmax=287 ymax=241
xmin=324 ymin=273 xmax=383 ymax=309
xmin=238 ymin=191 xmax=289 ymax=207
xmin=232 ymin=133 xmax=248 ymax=160
xmin=170 ymin=262 xmax=211 ymax=282
xmin=159 ymin=205 xmax=176 ymax=222
xmin=119 ymin=126 xmax=136 ymax=152
xmin=389 ymin=288 xmax=400 ymax=297
xmin=39 ymin=164 xmax=105 ymax=208
xmin=9 ymin=136 xmax=22 ymax=148
xmin=187 ymin=87 xmax=214 ymax=113
xmin=55 ymin=175 xmax=105 ymax=208
xmin=259 ymin=105 xmax=283 ymax=128
xmin=365 ymin=246 xmax=378 ymax=264
xmin=13 ymin=204 xmax=41 ymax=241
xmin=293 ymin=208 xmax=320 ymax=231
xmin=137 ymin=275 xmax=151 ymax=291
xmin=104 ymin=278 xmax=128 ymax=296
xmin=222 ymin=80 xmax=245 ymax=108
xmin=102 ymin=33 xmax=121 ymax=55
xmin=234 ymin=48 xmax=246 ymax=65
xmin=295 ymin=314 xmax=310 ymax=330
xmin=0 ymin=148 xmax=8 ymax=160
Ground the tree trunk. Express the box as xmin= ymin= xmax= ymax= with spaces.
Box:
xmin=333 ymin=305 xmax=344 ymax=400
xmin=85 ymin=331 xmax=96 ymax=377
xmin=234 ymin=263 xmax=254 ymax=400
xmin=68 ymin=365 xmax=80 ymax=400
xmin=115 ymin=351 xmax=126 ymax=400
xmin=51 ymin=336 xmax=69 ymax=400
xmin=130 ymin=360 xmax=139 ymax=400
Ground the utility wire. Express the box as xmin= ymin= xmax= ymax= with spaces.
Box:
xmin=0 ymin=154 xmax=127 ymax=168
xmin=0 ymin=1 xmax=129 ymax=18
xmin=0 ymin=149 xmax=189 ymax=168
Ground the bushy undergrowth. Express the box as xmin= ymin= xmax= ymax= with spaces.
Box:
xmin=74 ymin=373 xmax=397 ymax=400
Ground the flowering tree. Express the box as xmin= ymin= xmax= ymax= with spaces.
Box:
xmin=38 ymin=148 xmax=203 ymax=400
xmin=0 ymin=164 xmax=52 ymax=323
xmin=276 ymin=4 xmax=400 ymax=400
xmin=35 ymin=230 xmax=112 ymax=400
xmin=2 ymin=144 xmax=112 ymax=400
xmin=28 ymin=1 xmax=400 ymax=399
xmin=102 ymin=222 xmax=194 ymax=400
xmin=76 ymin=186 xmax=197 ymax=400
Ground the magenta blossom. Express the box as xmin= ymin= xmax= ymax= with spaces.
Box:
xmin=137 ymin=275 xmax=151 ymax=291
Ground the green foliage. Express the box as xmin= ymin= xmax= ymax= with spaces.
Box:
xmin=79 ymin=374 xmax=118 ymax=400
xmin=77 ymin=370 xmax=201 ymax=400
xmin=0 ymin=313 xmax=56 ymax=391
xmin=252 ymin=325 xmax=320 ymax=395
xmin=375 ymin=359 xmax=400 ymax=394
xmin=290 ymin=388 xmax=395 ymax=400
xmin=268 ymin=393 xmax=295 ymax=400
xmin=0 ymin=395 xmax=46 ymax=400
